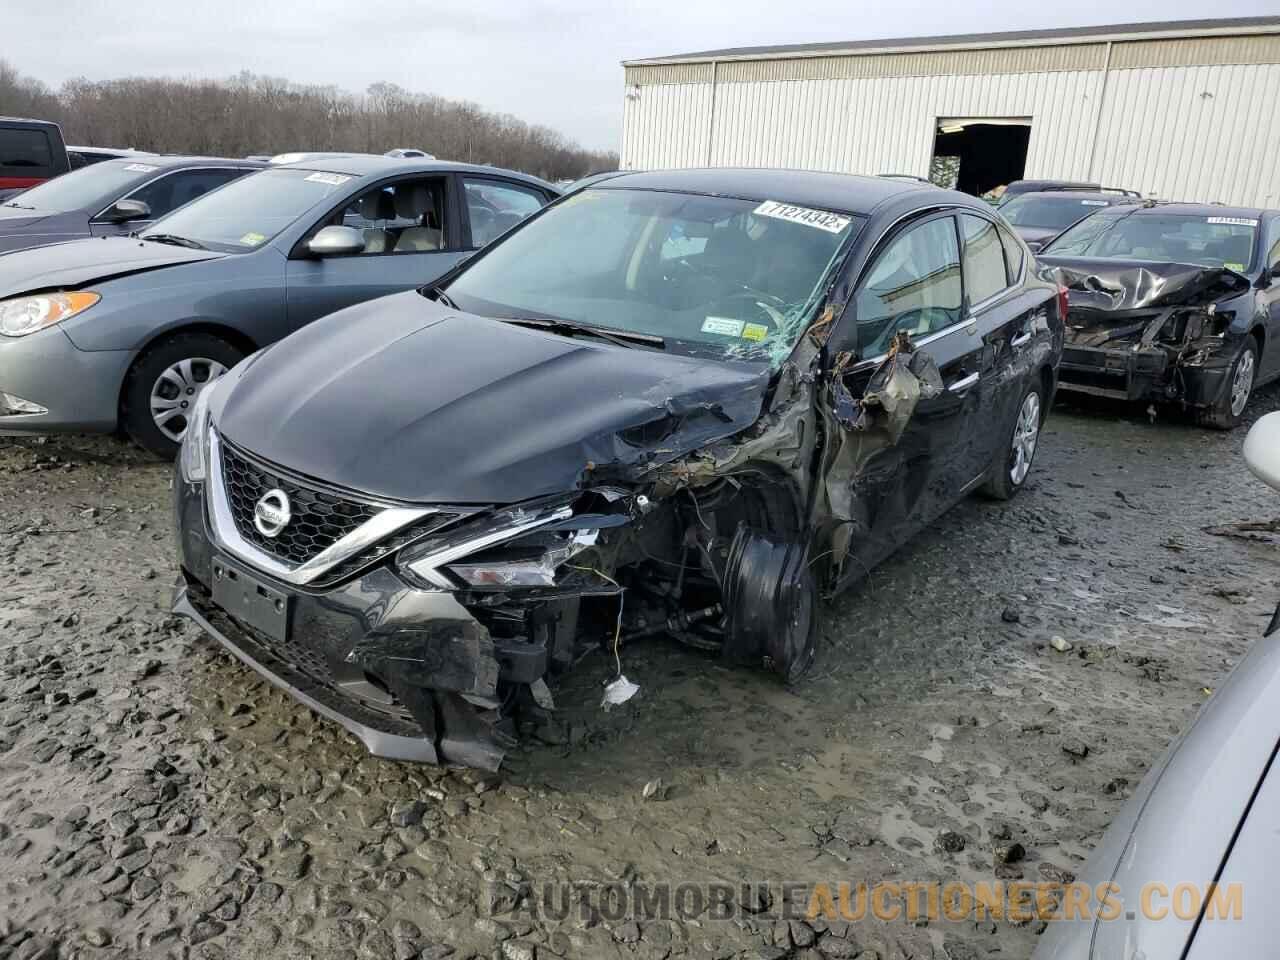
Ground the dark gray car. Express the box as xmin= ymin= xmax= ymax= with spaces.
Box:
xmin=997 ymin=191 xmax=1130 ymax=251
xmin=1035 ymin=412 xmax=1280 ymax=958
xmin=0 ymin=155 xmax=263 ymax=254
xmin=0 ymin=156 xmax=558 ymax=456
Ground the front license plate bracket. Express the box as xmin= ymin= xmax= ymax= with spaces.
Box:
xmin=211 ymin=557 xmax=291 ymax=642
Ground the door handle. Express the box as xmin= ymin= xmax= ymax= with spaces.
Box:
xmin=947 ymin=372 xmax=979 ymax=394
xmin=1011 ymin=331 xmax=1032 ymax=348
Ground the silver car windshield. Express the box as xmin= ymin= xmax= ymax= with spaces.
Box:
xmin=446 ymin=188 xmax=861 ymax=368
xmin=140 ymin=168 xmax=356 ymax=252
xmin=0 ymin=159 xmax=154 ymax=213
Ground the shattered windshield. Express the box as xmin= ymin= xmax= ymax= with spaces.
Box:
xmin=140 ymin=167 xmax=356 ymax=253
xmin=999 ymin=195 xmax=1113 ymax=230
xmin=1043 ymin=212 xmax=1258 ymax=272
xmin=444 ymin=188 xmax=861 ymax=368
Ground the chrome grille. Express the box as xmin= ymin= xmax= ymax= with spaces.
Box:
xmin=220 ymin=441 xmax=382 ymax=566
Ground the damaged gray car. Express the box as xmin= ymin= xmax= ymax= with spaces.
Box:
xmin=172 ymin=170 xmax=1064 ymax=769
xmin=1039 ymin=201 xmax=1280 ymax=428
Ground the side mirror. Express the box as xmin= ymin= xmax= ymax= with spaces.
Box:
xmin=307 ymin=225 xmax=365 ymax=257
xmin=1244 ymin=411 xmax=1280 ymax=491
xmin=100 ymin=198 xmax=151 ymax=223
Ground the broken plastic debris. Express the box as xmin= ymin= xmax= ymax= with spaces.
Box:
xmin=601 ymin=674 xmax=640 ymax=710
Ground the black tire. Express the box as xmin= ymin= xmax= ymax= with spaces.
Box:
xmin=122 ymin=332 xmax=244 ymax=459
xmin=1199 ymin=340 xmax=1258 ymax=431
xmin=981 ymin=381 xmax=1044 ymax=501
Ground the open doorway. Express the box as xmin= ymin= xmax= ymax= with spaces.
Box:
xmin=930 ymin=118 xmax=1031 ymax=199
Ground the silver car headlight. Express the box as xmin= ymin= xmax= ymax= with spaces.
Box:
xmin=400 ymin=500 xmax=604 ymax=590
xmin=178 ymin=384 xmax=216 ymax=482
xmin=0 ymin=292 xmax=100 ymax=337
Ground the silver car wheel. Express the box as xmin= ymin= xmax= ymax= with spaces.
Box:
xmin=150 ymin=357 xmax=227 ymax=442
xmin=1230 ymin=348 xmax=1256 ymax=418
xmin=1010 ymin=392 xmax=1041 ymax=486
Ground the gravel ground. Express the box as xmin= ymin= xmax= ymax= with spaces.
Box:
xmin=2 ymin=386 xmax=1279 ymax=960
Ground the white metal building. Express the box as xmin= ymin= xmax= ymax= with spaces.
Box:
xmin=620 ymin=17 xmax=1280 ymax=207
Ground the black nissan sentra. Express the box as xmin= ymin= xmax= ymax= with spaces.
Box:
xmin=173 ymin=169 xmax=1063 ymax=769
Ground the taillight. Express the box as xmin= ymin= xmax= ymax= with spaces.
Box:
xmin=1057 ymin=284 xmax=1069 ymax=322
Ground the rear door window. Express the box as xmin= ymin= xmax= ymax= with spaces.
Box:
xmin=998 ymin=224 xmax=1025 ymax=285
xmin=960 ymin=214 xmax=1011 ymax=307
xmin=463 ymin=178 xmax=547 ymax=247
xmin=0 ymin=128 xmax=54 ymax=178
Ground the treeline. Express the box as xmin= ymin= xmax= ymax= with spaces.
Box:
xmin=0 ymin=61 xmax=617 ymax=182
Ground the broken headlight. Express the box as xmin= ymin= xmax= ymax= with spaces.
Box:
xmin=399 ymin=499 xmax=595 ymax=590
xmin=446 ymin=529 xmax=600 ymax=588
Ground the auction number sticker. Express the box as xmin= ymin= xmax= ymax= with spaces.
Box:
xmin=1080 ymin=200 xmax=1108 ymax=206
xmin=304 ymin=172 xmax=351 ymax=186
xmin=123 ymin=163 xmax=159 ymax=173
xmin=702 ymin=316 xmax=745 ymax=337
xmin=754 ymin=200 xmax=851 ymax=234
xmin=1207 ymin=217 xmax=1258 ymax=226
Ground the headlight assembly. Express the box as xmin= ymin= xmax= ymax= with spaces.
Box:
xmin=0 ymin=291 xmax=100 ymax=338
xmin=178 ymin=383 xmax=216 ymax=483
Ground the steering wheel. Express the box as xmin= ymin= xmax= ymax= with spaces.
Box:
xmin=715 ymin=289 xmax=789 ymax=328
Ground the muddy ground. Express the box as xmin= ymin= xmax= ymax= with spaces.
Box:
xmin=2 ymin=387 xmax=1279 ymax=960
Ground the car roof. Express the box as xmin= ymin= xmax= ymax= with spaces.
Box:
xmin=286 ymin=154 xmax=557 ymax=191
xmin=1103 ymin=201 xmax=1272 ymax=220
xmin=0 ymin=116 xmax=62 ymax=131
xmin=1011 ymin=191 xmax=1126 ymax=203
xmin=583 ymin=167 xmax=939 ymax=216
xmin=101 ymin=154 xmax=266 ymax=169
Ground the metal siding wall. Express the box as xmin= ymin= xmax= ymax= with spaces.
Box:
xmin=627 ymin=71 xmax=1103 ymax=181
xmin=1093 ymin=63 xmax=1280 ymax=205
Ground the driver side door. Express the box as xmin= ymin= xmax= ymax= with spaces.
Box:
xmin=833 ymin=210 xmax=987 ymax=578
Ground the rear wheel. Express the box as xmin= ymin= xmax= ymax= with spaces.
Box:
xmin=981 ymin=383 xmax=1043 ymax=501
xmin=1200 ymin=340 xmax=1257 ymax=431
xmin=122 ymin=332 xmax=243 ymax=459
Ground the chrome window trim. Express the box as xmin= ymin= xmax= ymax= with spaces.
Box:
xmin=205 ymin=428 xmax=435 ymax=586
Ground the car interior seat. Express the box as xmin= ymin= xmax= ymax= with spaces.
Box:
xmin=359 ymin=192 xmax=397 ymax=253
xmin=393 ymin=185 xmax=443 ymax=252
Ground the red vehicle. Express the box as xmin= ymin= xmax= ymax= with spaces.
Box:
xmin=0 ymin=118 xmax=70 ymax=200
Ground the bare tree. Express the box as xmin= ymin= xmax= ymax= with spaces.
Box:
xmin=0 ymin=61 xmax=618 ymax=181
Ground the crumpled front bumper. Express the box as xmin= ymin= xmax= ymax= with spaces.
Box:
xmin=171 ymin=473 xmax=510 ymax=770
xmin=1058 ymin=343 xmax=1233 ymax=407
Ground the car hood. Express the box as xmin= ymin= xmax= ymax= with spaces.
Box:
xmin=0 ymin=235 xmax=226 ymax=298
xmin=1037 ymin=255 xmax=1252 ymax=312
xmin=216 ymin=292 xmax=772 ymax=504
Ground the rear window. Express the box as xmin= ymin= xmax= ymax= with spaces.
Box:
xmin=0 ymin=128 xmax=54 ymax=178
xmin=1043 ymin=213 xmax=1259 ymax=272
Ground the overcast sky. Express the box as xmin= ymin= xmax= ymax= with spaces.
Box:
xmin=8 ymin=1 xmax=1277 ymax=152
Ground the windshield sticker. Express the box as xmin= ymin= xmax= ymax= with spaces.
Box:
xmin=742 ymin=323 xmax=769 ymax=342
xmin=1207 ymin=217 xmax=1258 ymax=227
xmin=753 ymin=200 xmax=851 ymax=235
xmin=239 ymin=232 xmax=267 ymax=246
xmin=1080 ymin=200 xmax=1108 ymax=206
xmin=1225 ymin=262 xmax=1246 ymax=272
xmin=702 ymin=316 xmax=745 ymax=337
xmin=304 ymin=172 xmax=352 ymax=186
xmin=123 ymin=163 xmax=159 ymax=173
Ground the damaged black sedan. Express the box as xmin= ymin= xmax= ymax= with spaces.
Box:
xmin=1040 ymin=202 xmax=1280 ymax=428
xmin=172 ymin=170 xmax=1063 ymax=769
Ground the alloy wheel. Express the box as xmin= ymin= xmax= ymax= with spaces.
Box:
xmin=1230 ymin=348 xmax=1256 ymax=418
xmin=150 ymin=357 xmax=227 ymax=442
xmin=1010 ymin=392 xmax=1041 ymax=486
